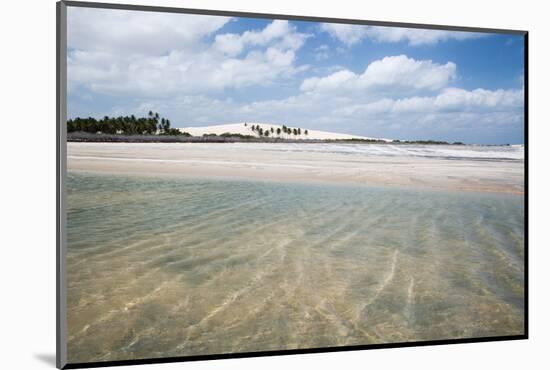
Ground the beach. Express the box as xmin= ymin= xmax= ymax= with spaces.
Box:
xmin=68 ymin=142 xmax=524 ymax=194
xmin=66 ymin=142 xmax=524 ymax=363
xmin=62 ymin=6 xmax=528 ymax=366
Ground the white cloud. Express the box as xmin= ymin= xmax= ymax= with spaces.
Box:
xmin=319 ymin=24 xmax=369 ymax=46
xmin=366 ymin=27 xmax=486 ymax=46
xmin=301 ymin=55 xmax=456 ymax=93
xmin=430 ymin=87 xmax=524 ymax=111
xmin=214 ymin=20 xmax=309 ymax=56
xmin=68 ymin=9 xmax=310 ymax=96
xmin=301 ymin=70 xmax=356 ymax=92
xmin=320 ymin=23 xmax=486 ymax=46
xmin=313 ymin=44 xmax=330 ymax=61
xmin=69 ymin=47 xmax=306 ymax=96
xmin=68 ymin=8 xmax=230 ymax=55
xmin=334 ymin=87 xmax=524 ymax=116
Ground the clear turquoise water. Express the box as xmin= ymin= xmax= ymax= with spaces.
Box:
xmin=66 ymin=172 xmax=524 ymax=363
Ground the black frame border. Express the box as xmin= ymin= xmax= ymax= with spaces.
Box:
xmin=56 ymin=1 xmax=529 ymax=369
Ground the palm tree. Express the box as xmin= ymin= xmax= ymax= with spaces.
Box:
xmin=270 ymin=127 xmax=274 ymax=134
xmin=293 ymin=128 xmax=298 ymax=136
xmin=264 ymin=131 xmax=269 ymax=137
xmin=304 ymin=129 xmax=308 ymax=136
xmin=298 ymin=128 xmax=301 ymax=135
xmin=276 ymin=127 xmax=281 ymax=136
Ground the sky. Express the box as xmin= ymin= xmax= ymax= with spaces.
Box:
xmin=67 ymin=7 xmax=525 ymax=144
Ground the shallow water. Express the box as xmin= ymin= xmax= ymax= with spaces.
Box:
xmin=71 ymin=142 xmax=525 ymax=161
xmin=66 ymin=172 xmax=524 ymax=363
xmin=255 ymin=143 xmax=524 ymax=161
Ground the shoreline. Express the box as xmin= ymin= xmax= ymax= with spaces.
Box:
xmin=66 ymin=132 xmax=521 ymax=146
xmin=67 ymin=142 xmax=524 ymax=195
xmin=68 ymin=167 xmax=524 ymax=197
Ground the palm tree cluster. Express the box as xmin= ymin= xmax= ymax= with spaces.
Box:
xmin=67 ymin=111 xmax=185 ymax=136
xmin=247 ymin=123 xmax=309 ymax=139
xmin=249 ymin=124 xmax=268 ymax=137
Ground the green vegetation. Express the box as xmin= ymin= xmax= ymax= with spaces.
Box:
xmin=247 ymin=123 xmax=309 ymax=139
xmin=392 ymin=139 xmax=465 ymax=145
xmin=339 ymin=138 xmax=387 ymax=143
xmin=67 ymin=111 xmax=188 ymax=136
xmin=220 ymin=132 xmax=255 ymax=139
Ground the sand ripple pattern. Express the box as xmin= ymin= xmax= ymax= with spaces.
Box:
xmin=66 ymin=173 xmax=525 ymax=363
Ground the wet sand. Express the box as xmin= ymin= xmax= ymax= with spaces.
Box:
xmin=67 ymin=142 xmax=524 ymax=194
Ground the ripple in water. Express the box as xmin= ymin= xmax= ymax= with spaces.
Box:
xmin=66 ymin=172 xmax=524 ymax=363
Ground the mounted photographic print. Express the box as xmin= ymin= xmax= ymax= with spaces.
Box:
xmin=56 ymin=1 xmax=527 ymax=368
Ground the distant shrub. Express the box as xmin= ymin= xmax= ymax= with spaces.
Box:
xmin=220 ymin=132 xmax=255 ymax=139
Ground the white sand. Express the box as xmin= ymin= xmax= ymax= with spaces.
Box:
xmin=178 ymin=123 xmax=392 ymax=141
xmin=68 ymin=142 xmax=524 ymax=194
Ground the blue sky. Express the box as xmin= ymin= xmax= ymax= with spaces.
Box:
xmin=67 ymin=8 xmax=525 ymax=144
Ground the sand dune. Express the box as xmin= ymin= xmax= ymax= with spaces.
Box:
xmin=178 ymin=122 xmax=392 ymax=141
